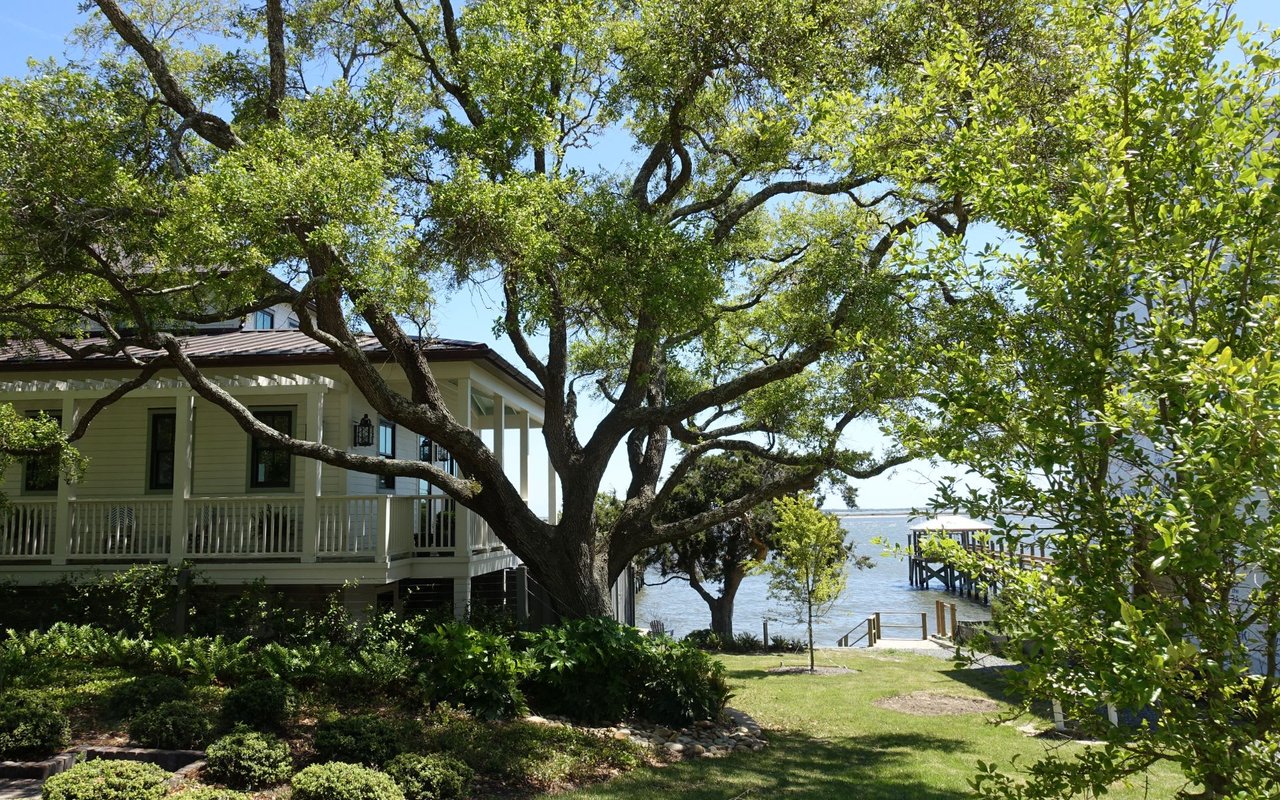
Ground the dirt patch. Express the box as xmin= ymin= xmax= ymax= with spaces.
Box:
xmin=872 ymin=691 xmax=1001 ymax=716
xmin=766 ymin=666 xmax=857 ymax=676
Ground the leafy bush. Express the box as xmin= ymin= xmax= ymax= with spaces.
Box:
xmin=41 ymin=759 xmax=169 ymax=800
xmin=0 ymin=694 xmax=70 ymax=760
xmin=105 ymin=675 xmax=189 ymax=720
xmin=641 ymin=637 xmax=732 ymax=724
xmin=732 ymin=632 xmax=763 ymax=652
xmin=384 ymin=752 xmax=473 ymax=800
xmin=681 ymin=629 xmax=727 ymax=651
xmin=127 ymin=700 xmax=213 ymax=749
xmin=523 ymin=617 xmax=730 ymax=724
xmin=170 ymin=790 xmax=252 ymax=800
xmin=290 ymin=762 xmax=405 ymax=800
xmin=204 ymin=728 xmax=293 ymax=789
xmin=410 ymin=621 xmax=526 ymax=720
xmin=422 ymin=712 xmax=641 ymax=786
xmin=220 ymin=678 xmax=291 ymax=730
xmin=313 ymin=715 xmax=414 ymax=767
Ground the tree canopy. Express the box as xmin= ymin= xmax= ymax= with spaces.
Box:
xmin=905 ymin=1 xmax=1280 ymax=796
xmin=0 ymin=0 xmax=1071 ymax=614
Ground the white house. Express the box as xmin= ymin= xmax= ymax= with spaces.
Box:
xmin=0 ymin=312 xmax=553 ymax=617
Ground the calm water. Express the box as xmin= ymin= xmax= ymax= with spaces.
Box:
xmin=635 ymin=513 xmax=991 ymax=645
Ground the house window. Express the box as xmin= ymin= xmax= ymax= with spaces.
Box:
xmin=377 ymin=418 xmax=395 ymax=491
xmin=249 ymin=408 xmax=293 ymax=489
xmin=253 ymin=310 xmax=275 ymax=330
xmin=22 ymin=411 xmax=60 ymax=493
xmin=148 ymin=411 xmax=176 ymax=491
xmin=286 ymin=315 xmax=300 ymax=329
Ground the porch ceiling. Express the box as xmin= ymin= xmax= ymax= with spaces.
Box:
xmin=0 ymin=372 xmax=338 ymax=397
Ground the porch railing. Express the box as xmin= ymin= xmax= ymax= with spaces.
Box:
xmin=0 ymin=499 xmax=55 ymax=558
xmin=186 ymin=497 xmax=303 ymax=558
xmin=69 ymin=498 xmax=171 ymax=559
xmin=0 ymin=494 xmax=508 ymax=564
xmin=318 ymin=495 xmax=378 ymax=557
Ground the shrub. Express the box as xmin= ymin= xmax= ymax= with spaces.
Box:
xmin=127 ymin=700 xmax=213 ymax=749
xmin=105 ymin=674 xmax=189 ymax=720
xmin=170 ymin=790 xmax=252 ymax=800
xmin=0 ymin=694 xmax=70 ymax=761
xmin=522 ymin=617 xmax=730 ymax=724
xmin=769 ymin=635 xmax=805 ymax=653
xmin=41 ymin=759 xmax=169 ymax=800
xmin=290 ymin=762 xmax=405 ymax=800
xmin=220 ymin=679 xmax=291 ymax=730
xmin=410 ymin=621 xmax=526 ymax=720
xmin=681 ymin=629 xmax=727 ymax=651
xmin=384 ymin=752 xmax=473 ymax=800
xmin=641 ymin=637 xmax=732 ymax=724
xmin=732 ymin=632 xmax=763 ymax=652
xmin=204 ymin=729 xmax=293 ymax=789
xmin=313 ymin=715 xmax=413 ymax=767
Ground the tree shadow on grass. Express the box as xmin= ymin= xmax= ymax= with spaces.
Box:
xmin=566 ymin=730 xmax=974 ymax=800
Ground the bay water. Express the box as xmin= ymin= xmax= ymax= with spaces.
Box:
xmin=635 ymin=512 xmax=992 ymax=645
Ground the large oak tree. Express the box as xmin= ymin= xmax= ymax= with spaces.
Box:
xmin=0 ymin=0 xmax=1068 ymax=615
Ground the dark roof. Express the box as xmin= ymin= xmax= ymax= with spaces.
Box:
xmin=0 ymin=330 xmax=543 ymax=399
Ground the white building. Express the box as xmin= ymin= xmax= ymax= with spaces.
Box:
xmin=0 ymin=315 xmax=550 ymax=617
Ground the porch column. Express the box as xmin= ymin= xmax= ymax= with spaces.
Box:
xmin=453 ymin=378 xmax=474 ymax=557
xmin=168 ymin=391 xmax=194 ymax=565
xmin=452 ymin=575 xmax=471 ymax=620
xmin=546 ymin=455 xmax=558 ymax=525
xmin=52 ymin=396 xmax=77 ymax=565
xmin=301 ymin=389 xmax=324 ymax=563
xmin=518 ymin=411 xmax=530 ymax=502
xmin=493 ymin=393 xmax=506 ymax=475
xmin=491 ymin=394 xmax=505 ymax=551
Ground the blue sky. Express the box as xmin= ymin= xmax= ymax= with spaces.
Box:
xmin=1 ymin=3 xmax=1276 ymax=512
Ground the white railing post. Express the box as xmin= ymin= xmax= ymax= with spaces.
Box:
xmin=455 ymin=506 xmax=471 ymax=557
xmin=169 ymin=392 xmax=194 ymax=565
xmin=301 ymin=390 xmax=324 ymax=563
xmin=52 ymin=397 xmax=77 ymax=565
xmin=375 ymin=493 xmax=391 ymax=564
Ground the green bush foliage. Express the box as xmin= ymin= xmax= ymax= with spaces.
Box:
xmin=522 ymin=617 xmax=729 ymax=724
xmin=313 ymin=715 xmax=413 ymax=767
xmin=169 ymin=789 xmax=252 ymax=800
xmin=410 ymin=621 xmax=526 ymax=720
xmin=290 ymin=762 xmax=405 ymax=800
xmin=41 ymin=759 xmax=169 ymax=800
xmin=0 ymin=694 xmax=70 ymax=760
xmin=127 ymin=700 xmax=213 ymax=749
xmin=220 ymin=678 xmax=291 ymax=730
xmin=105 ymin=675 xmax=189 ymax=720
xmin=384 ymin=752 xmax=473 ymax=800
xmin=204 ymin=729 xmax=293 ymax=789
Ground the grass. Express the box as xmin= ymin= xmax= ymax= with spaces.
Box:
xmin=563 ymin=649 xmax=1189 ymax=800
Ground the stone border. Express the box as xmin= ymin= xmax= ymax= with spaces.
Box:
xmin=525 ymin=707 xmax=767 ymax=760
xmin=0 ymin=745 xmax=204 ymax=783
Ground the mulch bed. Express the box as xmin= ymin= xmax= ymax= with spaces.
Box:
xmin=872 ymin=691 xmax=1001 ymax=716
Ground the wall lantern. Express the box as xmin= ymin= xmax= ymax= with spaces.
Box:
xmin=419 ymin=437 xmax=432 ymax=462
xmin=353 ymin=414 xmax=374 ymax=447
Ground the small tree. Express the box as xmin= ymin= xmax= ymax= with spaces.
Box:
xmin=644 ymin=453 xmax=780 ymax=638
xmin=756 ymin=494 xmax=867 ymax=672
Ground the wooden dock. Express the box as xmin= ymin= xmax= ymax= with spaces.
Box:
xmin=907 ymin=528 xmax=1053 ymax=603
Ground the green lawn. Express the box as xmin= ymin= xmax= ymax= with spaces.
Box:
xmin=564 ymin=649 xmax=1189 ymax=800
